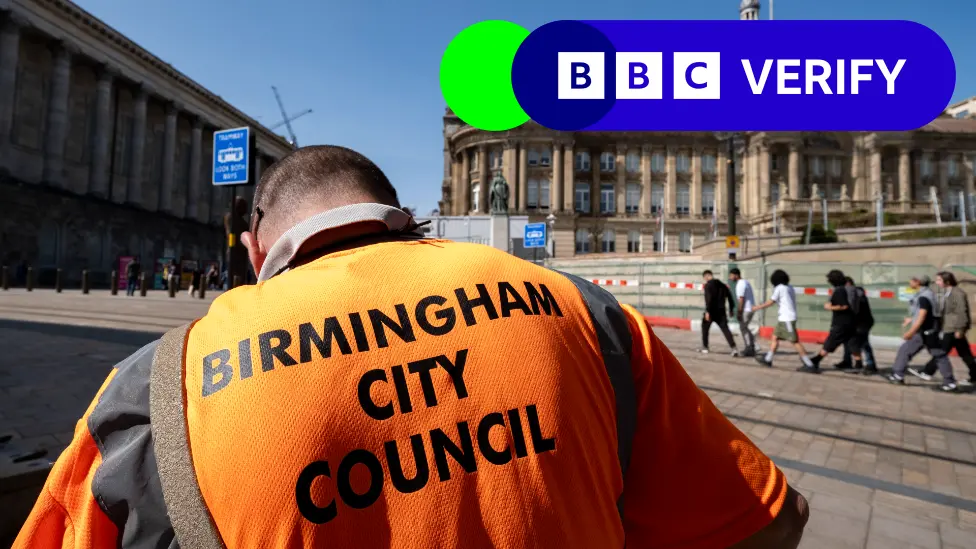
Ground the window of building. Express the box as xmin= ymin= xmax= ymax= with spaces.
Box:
xmin=600 ymin=184 xmax=615 ymax=214
xmin=651 ymin=153 xmax=665 ymax=173
xmin=625 ymin=183 xmax=640 ymax=213
xmin=948 ymin=189 xmax=963 ymax=220
xmin=627 ymin=230 xmax=641 ymax=253
xmin=955 ymin=110 xmax=970 ymax=119
xmin=528 ymin=149 xmax=540 ymax=166
xmin=626 ymin=151 xmax=640 ymax=172
xmin=471 ymin=184 xmax=480 ymax=212
xmin=575 ymin=151 xmax=590 ymax=172
xmin=770 ymin=182 xmax=780 ymax=204
xmin=810 ymin=156 xmax=824 ymax=176
xmin=539 ymin=147 xmax=551 ymax=166
xmin=921 ymin=156 xmax=932 ymax=177
xmin=574 ymin=182 xmax=590 ymax=213
xmin=702 ymin=154 xmax=716 ymax=174
xmin=676 ymin=153 xmax=690 ymax=173
xmin=652 ymin=230 xmax=661 ymax=252
xmin=701 ymin=183 xmax=715 ymax=215
xmin=490 ymin=150 xmax=502 ymax=169
xmin=575 ymin=229 xmax=591 ymax=254
xmin=676 ymin=183 xmax=690 ymax=215
xmin=651 ymin=183 xmax=664 ymax=215
xmin=470 ymin=150 xmax=478 ymax=171
xmin=771 ymin=154 xmax=782 ymax=171
xmin=829 ymin=157 xmax=841 ymax=177
xmin=600 ymin=152 xmax=615 ymax=172
xmin=602 ymin=229 xmax=616 ymax=253
xmin=828 ymin=184 xmax=842 ymax=200
xmin=527 ymin=179 xmax=539 ymax=208
xmin=539 ymin=179 xmax=551 ymax=209
xmin=679 ymin=231 xmax=692 ymax=253
xmin=948 ymin=157 xmax=958 ymax=177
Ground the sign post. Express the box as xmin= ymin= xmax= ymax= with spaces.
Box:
xmin=524 ymin=222 xmax=547 ymax=250
xmin=725 ymin=235 xmax=740 ymax=260
xmin=213 ymin=127 xmax=254 ymax=289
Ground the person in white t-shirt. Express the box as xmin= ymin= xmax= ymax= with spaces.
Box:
xmin=751 ymin=269 xmax=814 ymax=368
xmin=729 ymin=268 xmax=758 ymax=357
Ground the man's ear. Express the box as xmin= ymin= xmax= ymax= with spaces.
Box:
xmin=241 ymin=231 xmax=266 ymax=278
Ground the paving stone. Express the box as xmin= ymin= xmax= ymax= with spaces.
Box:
xmin=803 ymin=508 xmax=868 ymax=548
xmin=809 ymin=492 xmax=872 ymax=521
xmin=797 ymin=473 xmax=874 ymax=503
xmin=939 ymin=523 xmax=976 ymax=549
xmin=868 ymin=516 xmax=940 ymax=549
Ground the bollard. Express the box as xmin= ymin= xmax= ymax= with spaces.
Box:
xmin=26 ymin=267 xmax=33 ymax=291
xmin=55 ymin=269 xmax=62 ymax=293
xmin=1 ymin=266 xmax=8 ymax=291
xmin=168 ymin=278 xmax=176 ymax=298
xmin=232 ymin=275 xmax=241 ymax=290
xmin=140 ymin=272 xmax=148 ymax=297
xmin=110 ymin=270 xmax=118 ymax=295
xmin=199 ymin=282 xmax=207 ymax=300
xmin=82 ymin=270 xmax=90 ymax=294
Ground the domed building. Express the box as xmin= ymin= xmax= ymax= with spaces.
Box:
xmin=439 ymin=2 xmax=976 ymax=257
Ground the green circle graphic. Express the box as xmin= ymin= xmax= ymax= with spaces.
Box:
xmin=440 ymin=20 xmax=530 ymax=132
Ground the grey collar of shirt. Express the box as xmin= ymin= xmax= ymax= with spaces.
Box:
xmin=257 ymin=203 xmax=425 ymax=282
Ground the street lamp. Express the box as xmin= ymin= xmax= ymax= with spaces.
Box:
xmin=713 ymin=132 xmax=746 ymax=259
xmin=546 ymin=213 xmax=557 ymax=258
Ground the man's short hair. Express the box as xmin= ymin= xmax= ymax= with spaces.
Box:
xmin=252 ymin=145 xmax=400 ymax=235
xmin=703 ymin=270 xmax=713 ymax=277
xmin=729 ymin=268 xmax=741 ymax=277
xmin=844 ymin=276 xmax=855 ymax=286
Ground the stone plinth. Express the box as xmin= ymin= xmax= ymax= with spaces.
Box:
xmin=490 ymin=213 xmax=509 ymax=252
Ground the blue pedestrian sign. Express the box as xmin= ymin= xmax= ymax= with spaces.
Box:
xmin=212 ymin=127 xmax=251 ymax=185
xmin=524 ymin=222 xmax=547 ymax=248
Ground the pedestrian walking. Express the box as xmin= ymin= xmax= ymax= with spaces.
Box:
xmin=804 ymin=270 xmax=860 ymax=374
xmin=14 ymin=145 xmax=809 ymax=548
xmin=887 ymin=275 xmax=957 ymax=391
xmin=699 ymin=269 xmax=740 ymax=356
xmin=730 ymin=268 xmax=758 ymax=357
xmin=834 ymin=277 xmax=877 ymax=375
xmin=188 ymin=266 xmax=203 ymax=298
xmin=751 ymin=269 xmax=815 ymax=368
xmin=125 ymin=257 xmax=140 ymax=297
xmin=911 ymin=272 xmax=975 ymax=387
xmin=167 ymin=260 xmax=180 ymax=293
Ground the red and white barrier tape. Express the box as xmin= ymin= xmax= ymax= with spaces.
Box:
xmin=589 ymin=279 xmax=640 ymax=287
xmin=658 ymin=282 xmax=897 ymax=299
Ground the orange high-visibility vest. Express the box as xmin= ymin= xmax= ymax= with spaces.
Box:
xmin=149 ymin=204 xmax=636 ymax=548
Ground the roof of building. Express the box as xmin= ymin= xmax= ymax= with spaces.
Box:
xmin=918 ymin=117 xmax=976 ymax=134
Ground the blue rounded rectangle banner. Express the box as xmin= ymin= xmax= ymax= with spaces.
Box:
xmin=510 ymin=20 xmax=956 ymax=132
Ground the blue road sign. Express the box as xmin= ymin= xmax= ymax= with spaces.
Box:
xmin=524 ymin=222 xmax=547 ymax=248
xmin=212 ymin=127 xmax=250 ymax=185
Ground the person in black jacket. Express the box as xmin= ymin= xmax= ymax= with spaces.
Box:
xmin=834 ymin=277 xmax=878 ymax=375
xmin=700 ymin=270 xmax=740 ymax=356
xmin=804 ymin=269 xmax=860 ymax=374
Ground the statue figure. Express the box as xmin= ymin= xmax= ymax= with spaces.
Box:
xmin=489 ymin=172 xmax=509 ymax=214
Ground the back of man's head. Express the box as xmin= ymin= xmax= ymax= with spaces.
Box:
xmin=729 ymin=268 xmax=741 ymax=279
xmin=253 ymin=145 xmax=400 ymax=241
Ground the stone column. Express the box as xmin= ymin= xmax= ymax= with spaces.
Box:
xmin=127 ymin=85 xmax=150 ymax=206
xmin=478 ymin=148 xmax=489 ymax=214
xmin=503 ymin=141 xmax=517 ymax=211
xmin=898 ymin=146 xmax=911 ymax=209
xmin=552 ymin=142 xmax=563 ymax=212
xmin=562 ymin=142 xmax=575 ymax=212
xmin=870 ymin=146 xmax=882 ymax=199
xmin=938 ymin=152 xmax=950 ymax=206
xmin=850 ymin=145 xmax=862 ymax=200
xmin=88 ymin=65 xmax=115 ymax=198
xmin=690 ymin=146 xmax=702 ymax=216
xmin=590 ymin=148 xmax=600 ymax=216
xmin=615 ymin=143 xmax=626 ymax=214
xmin=42 ymin=41 xmax=75 ymax=187
xmin=158 ymin=102 xmax=179 ymax=213
xmin=518 ymin=142 xmax=528 ymax=211
xmin=716 ymin=146 xmax=726 ymax=216
xmin=788 ymin=143 xmax=800 ymax=199
xmin=460 ymin=150 xmax=470 ymax=214
xmin=640 ymin=145 xmax=651 ymax=215
xmin=666 ymin=146 xmax=677 ymax=215
xmin=759 ymin=146 xmax=770 ymax=213
xmin=0 ymin=13 xmax=24 ymax=165
xmin=186 ymin=117 xmax=203 ymax=219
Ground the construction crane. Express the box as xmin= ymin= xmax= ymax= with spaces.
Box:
xmin=271 ymin=86 xmax=309 ymax=148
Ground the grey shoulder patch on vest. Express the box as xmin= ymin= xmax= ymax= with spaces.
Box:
xmin=555 ymin=271 xmax=637 ymax=478
xmin=88 ymin=339 xmax=179 ymax=549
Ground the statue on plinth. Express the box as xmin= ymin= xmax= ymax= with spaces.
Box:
xmin=489 ymin=172 xmax=509 ymax=215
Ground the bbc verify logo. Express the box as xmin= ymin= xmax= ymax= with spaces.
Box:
xmin=558 ymin=52 xmax=722 ymax=100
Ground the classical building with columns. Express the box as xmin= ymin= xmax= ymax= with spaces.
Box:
xmin=439 ymin=1 xmax=976 ymax=258
xmin=0 ymin=0 xmax=293 ymax=283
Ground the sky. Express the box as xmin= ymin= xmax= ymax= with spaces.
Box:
xmin=75 ymin=0 xmax=975 ymax=214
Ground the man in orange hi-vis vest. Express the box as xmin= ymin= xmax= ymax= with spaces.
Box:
xmin=15 ymin=146 xmax=808 ymax=549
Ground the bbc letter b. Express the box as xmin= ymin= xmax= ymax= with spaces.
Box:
xmin=673 ymin=52 xmax=721 ymax=100
xmin=558 ymin=52 xmax=605 ymax=100
xmin=615 ymin=52 xmax=663 ymax=100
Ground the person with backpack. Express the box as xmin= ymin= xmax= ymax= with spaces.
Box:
xmin=803 ymin=270 xmax=859 ymax=374
xmin=888 ymin=274 xmax=957 ymax=391
xmin=910 ymin=272 xmax=976 ymax=387
xmin=751 ymin=269 xmax=815 ymax=368
xmin=699 ymin=269 xmax=740 ymax=356
xmin=835 ymin=277 xmax=877 ymax=375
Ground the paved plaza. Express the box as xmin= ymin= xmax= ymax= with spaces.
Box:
xmin=2 ymin=289 xmax=976 ymax=548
